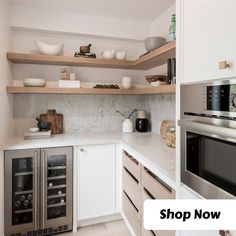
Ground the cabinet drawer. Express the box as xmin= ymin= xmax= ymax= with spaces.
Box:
xmin=122 ymin=191 xmax=140 ymax=236
xmin=141 ymin=188 xmax=175 ymax=236
xmin=122 ymin=167 xmax=140 ymax=210
xmin=123 ymin=151 xmax=140 ymax=181
xmin=142 ymin=167 xmax=175 ymax=199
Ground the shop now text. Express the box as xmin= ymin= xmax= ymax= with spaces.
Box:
xmin=160 ymin=209 xmax=221 ymax=222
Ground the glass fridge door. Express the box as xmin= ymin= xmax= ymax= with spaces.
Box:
xmin=41 ymin=147 xmax=73 ymax=230
xmin=4 ymin=149 xmax=40 ymax=235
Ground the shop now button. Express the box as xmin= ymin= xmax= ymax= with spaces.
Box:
xmin=143 ymin=200 xmax=236 ymax=230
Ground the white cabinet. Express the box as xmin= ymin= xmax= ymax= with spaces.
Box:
xmin=180 ymin=0 xmax=236 ymax=84
xmin=77 ymin=144 xmax=116 ymax=221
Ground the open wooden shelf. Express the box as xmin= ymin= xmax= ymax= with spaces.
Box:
xmin=7 ymin=41 xmax=176 ymax=70
xmin=6 ymin=85 xmax=176 ymax=95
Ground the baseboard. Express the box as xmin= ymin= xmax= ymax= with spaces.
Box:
xmin=77 ymin=213 xmax=122 ymax=227
xmin=121 ymin=211 xmax=136 ymax=236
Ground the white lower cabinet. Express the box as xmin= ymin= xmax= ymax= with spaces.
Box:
xmin=122 ymin=150 xmax=175 ymax=236
xmin=77 ymin=144 xmax=116 ymax=221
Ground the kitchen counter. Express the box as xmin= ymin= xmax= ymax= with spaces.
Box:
xmin=1 ymin=132 xmax=176 ymax=188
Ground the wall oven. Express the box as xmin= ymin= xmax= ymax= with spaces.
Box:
xmin=179 ymin=79 xmax=236 ymax=199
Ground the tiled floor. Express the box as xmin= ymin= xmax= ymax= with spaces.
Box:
xmin=61 ymin=220 xmax=132 ymax=236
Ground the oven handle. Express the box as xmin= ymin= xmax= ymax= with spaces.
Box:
xmin=178 ymin=119 xmax=236 ymax=140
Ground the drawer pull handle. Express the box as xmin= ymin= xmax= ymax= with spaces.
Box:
xmin=123 ymin=190 xmax=139 ymax=213
xmin=123 ymin=151 xmax=139 ymax=165
xmin=124 ymin=166 xmax=139 ymax=183
xmin=144 ymin=188 xmax=156 ymax=200
xmin=144 ymin=167 xmax=172 ymax=193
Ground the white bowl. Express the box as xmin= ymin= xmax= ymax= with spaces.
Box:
xmin=150 ymin=81 xmax=167 ymax=87
xmin=23 ymin=78 xmax=46 ymax=87
xmin=144 ymin=37 xmax=166 ymax=52
xmin=29 ymin=127 xmax=39 ymax=133
xmin=34 ymin=40 xmax=64 ymax=55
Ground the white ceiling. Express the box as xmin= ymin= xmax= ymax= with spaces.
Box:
xmin=10 ymin=0 xmax=175 ymax=23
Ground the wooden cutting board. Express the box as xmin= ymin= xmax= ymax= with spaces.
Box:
xmin=160 ymin=120 xmax=175 ymax=138
xmin=40 ymin=109 xmax=63 ymax=134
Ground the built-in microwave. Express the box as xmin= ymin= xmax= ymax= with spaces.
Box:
xmin=179 ymin=79 xmax=236 ymax=199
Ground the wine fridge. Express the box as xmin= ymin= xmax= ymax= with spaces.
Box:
xmin=4 ymin=147 xmax=73 ymax=236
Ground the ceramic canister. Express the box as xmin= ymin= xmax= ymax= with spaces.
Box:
xmin=121 ymin=77 xmax=132 ymax=89
xmin=136 ymin=110 xmax=149 ymax=132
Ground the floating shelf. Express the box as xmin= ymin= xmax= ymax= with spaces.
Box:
xmin=6 ymin=85 xmax=176 ymax=95
xmin=7 ymin=41 xmax=176 ymax=70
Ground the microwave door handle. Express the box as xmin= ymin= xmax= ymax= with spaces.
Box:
xmin=178 ymin=119 xmax=236 ymax=140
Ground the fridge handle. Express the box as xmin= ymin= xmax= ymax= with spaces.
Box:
xmin=34 ymin=151 xmax=38 ymax=230
xmin=41 ymin=150 xmax=46 ymax=229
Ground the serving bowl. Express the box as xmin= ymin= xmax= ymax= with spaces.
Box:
xmin=144 ymin=37 xmax=166 ymax=52
xmin=34 ymin=40 xmax=64 ymax=55
xmin=23 ymin=78 xmax=46 ymax=87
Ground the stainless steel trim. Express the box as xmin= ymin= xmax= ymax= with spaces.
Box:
xmin=34 ymin=151 xmax=38 ymax=230
xmin=180 ymin=126 xmax=235 ymax=199
xmin=178 ymin=119 xmax=236 ymax=141
xmin=41 ymin=151 xmax=46 ymax=229
xmin=41 ymin=147 xmax=73 ymax=230
xmin=4 ymin=149 xmax=41 ymax=235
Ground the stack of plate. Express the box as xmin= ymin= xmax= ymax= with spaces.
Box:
xmin=23 ymin=78 xmax=46 ymax=87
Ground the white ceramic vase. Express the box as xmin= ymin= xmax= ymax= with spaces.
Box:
xmin=121 ymin=77 xmax=132 ymax=89
xmin=122 ymin=119 xmax=133 ymax=133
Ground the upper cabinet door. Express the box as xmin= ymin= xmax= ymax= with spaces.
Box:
xmin=180 ymin=0 xmax=236 ymax=84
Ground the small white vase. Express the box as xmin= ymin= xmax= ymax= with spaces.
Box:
xmin=122 ymin=119 xmax=133 ymax=133
xmin=121 ymin=77 xmax=132 ymax=89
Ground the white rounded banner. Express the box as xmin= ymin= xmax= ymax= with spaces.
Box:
xmin=144 ymin=200 xmax=236 ymax=230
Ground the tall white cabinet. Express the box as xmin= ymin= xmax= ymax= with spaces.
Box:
xmin=180 ymin=0 xmax=236 ymax=84
xmin=178 ymin=1 xmax=236 ymax=235
xmin=77 ymin=144 xmax=116 ymax=222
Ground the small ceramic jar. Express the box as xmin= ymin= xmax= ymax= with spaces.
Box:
xmin=121 ymin=77 xmax=132 ymax=89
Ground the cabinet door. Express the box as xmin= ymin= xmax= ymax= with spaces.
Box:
xmin=181 ymin=0 xmax=236 ymax=84
xmin=4 ymin=149 xmax=40 ymax=235
xmin=78 ymin=144 xmax=116 ymax=220
xmin=41 ymin=147 xmax=73 ymax=230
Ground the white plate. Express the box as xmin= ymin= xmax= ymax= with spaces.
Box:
xmin=23 ymin=78 xmax=46 ymax=87
xmin=150 ymin=81 xmax=167 ymax=87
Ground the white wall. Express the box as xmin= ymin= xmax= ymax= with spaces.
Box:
xmin=10 ymin=6 xmax=149 ymax=41
xmin=0 ymin=2 xmax=13 ymax=236
xmin=0 ymin=0 xmax=13 ymax=146
xmin=150 ymin=4 xmax=176 ymax=39
xmin=146 ymin=4 xmax=176 ymax=76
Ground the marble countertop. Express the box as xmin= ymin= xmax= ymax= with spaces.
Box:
xmin=1 ymin=132 xmax=176 ymax=189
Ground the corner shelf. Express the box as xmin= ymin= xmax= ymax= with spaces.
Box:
xmin=6 ymin=85 xmax=176 ymax=95
xmin=7 ymin=41 xmax=176 ymax=70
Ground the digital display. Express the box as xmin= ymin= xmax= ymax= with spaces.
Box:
xmin=207 ymin=85 xmax=230 ymax=111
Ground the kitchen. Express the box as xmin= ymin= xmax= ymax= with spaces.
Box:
xmin=0 ymin=1 xmax=235 ymax=236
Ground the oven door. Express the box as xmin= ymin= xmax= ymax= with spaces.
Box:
xmin=179 ymin=120 xmax=236 ymax=199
